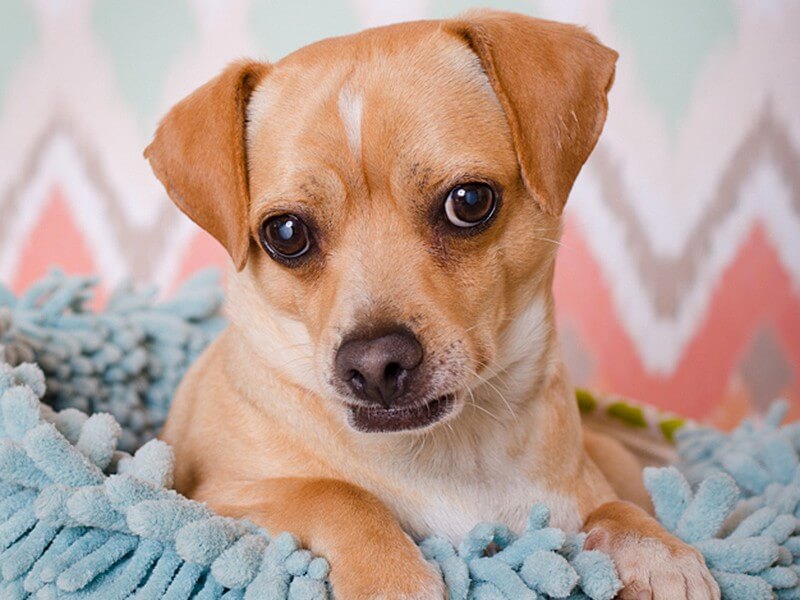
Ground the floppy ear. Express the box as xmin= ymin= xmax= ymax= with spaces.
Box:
xmin=445 ymin=10 xmax=617 ymax=215
xmin=145 ymin=60 xmax=269 ymax=270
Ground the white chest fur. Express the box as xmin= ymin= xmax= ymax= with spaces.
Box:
xmin=387 ymin=468 xmax=582 ymax=544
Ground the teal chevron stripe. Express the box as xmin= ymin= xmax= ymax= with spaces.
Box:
xmin=93 ymin=0 xmax=194 ymax=128
xmin=251 ymin=0 xmax=359 ymax=61
xmin=612 ymin=0 xmax=736 ymax=134
xmin=0 ymin=0 xmax=37 ymax=102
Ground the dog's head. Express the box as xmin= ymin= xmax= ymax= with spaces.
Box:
xmin=146 ymin=10 xmax=616 ymax=434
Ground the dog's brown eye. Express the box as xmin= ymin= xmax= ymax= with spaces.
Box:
xmin=444 ymin=183 xmax=496 ymax=227
xmin=260 ymin=214 xmax=312 ymax=260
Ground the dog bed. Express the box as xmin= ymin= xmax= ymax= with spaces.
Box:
xmin=1 ymin=272 xmax=799 ymax=599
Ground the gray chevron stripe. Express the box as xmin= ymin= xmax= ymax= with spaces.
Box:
xmin=590 ymin=106 xmax=800 ymax=317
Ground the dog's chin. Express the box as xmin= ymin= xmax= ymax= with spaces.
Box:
xmin=346 ymin=394 xmax=456 ymax=433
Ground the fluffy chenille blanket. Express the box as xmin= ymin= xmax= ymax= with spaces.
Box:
xmin=0 ymin=271 xmax=798 ymax=599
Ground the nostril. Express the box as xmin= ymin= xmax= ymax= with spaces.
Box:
xmin=384 ymin=362 xmax=403 ymax=385
xmin=349 ymin=370 xmax=366 ymax=391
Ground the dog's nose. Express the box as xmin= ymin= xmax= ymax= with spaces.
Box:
xmin=335 ymin=329 xmax=423 ymax=407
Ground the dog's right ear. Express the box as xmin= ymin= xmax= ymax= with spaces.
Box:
xmin=145 ymin=60 xmax=269 ymax=271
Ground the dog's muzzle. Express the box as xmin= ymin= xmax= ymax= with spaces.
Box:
xmin=334 ymin=326 xmax=454 ymax=432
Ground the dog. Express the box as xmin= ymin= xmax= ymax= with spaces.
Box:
xmin=147 ymin=10 xmax=720 ymax=600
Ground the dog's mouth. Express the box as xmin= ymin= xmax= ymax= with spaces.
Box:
xmin=347 ymin=394 xmax=456 ymax=433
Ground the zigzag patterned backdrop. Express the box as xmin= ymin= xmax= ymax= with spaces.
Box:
xmin=1 ymin=0 xmax=798 ymax=426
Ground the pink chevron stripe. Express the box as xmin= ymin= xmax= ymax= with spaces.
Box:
xmin=10 ymin=188 xmax=105 ymax=306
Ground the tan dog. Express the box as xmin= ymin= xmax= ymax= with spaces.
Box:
xmin=147 ymin=10 xmax=719 ymax=600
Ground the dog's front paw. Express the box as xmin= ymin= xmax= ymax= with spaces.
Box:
xmin=585 ymin=527 xmax=719 ymax=600
xmin=329 ymin=550 xmax=445 ymax=600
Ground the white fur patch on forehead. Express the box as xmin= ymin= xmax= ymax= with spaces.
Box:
xmin=337 ymin=86 xmax=363 ymax=160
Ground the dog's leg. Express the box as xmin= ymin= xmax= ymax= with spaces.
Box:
xmin=583 ymin=501 xmax=719 ymax=600
xmin=583 ymin=427 xmax=653 ymax=512
xmin=213 ymin=477 xmax=444 ymax=600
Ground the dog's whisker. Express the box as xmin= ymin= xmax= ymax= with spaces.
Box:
xmin=463 ymin=313 xmax=521 ymax=334
xmin=532 ymin=236 xmax=564 ymax=247
xmin=332 ymin=418 xmax=351 ymax=438
xmin=464 ymin=384 xmax=502 ymax=424
xmin=467 ymin=366 xmax=519 ymax=425
xmin=280 ymin=341 xmax=315 ymax=349
xmin=410 ymin=430 xmax=430 ymax=463
xmin=467 ymin=399 xmax=502 ymax=424
xmin=471 ymin=359 xmax=516 ymax=394
xmin=473 ymin=359 xmax=510 ymax=382
xmin=271 ymin=354 xmax=315 ymax=371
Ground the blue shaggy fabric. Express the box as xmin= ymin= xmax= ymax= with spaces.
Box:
xmin=0 ymin=273 xmax=799 ymax=599
xmin=0 ymin=270 xmax=225 ymax=452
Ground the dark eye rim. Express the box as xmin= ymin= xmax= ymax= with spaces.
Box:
xmin=258 ymin=212 xmax=316 ymax=265
xmin=438 ymin=180 xmax=502 ymax=236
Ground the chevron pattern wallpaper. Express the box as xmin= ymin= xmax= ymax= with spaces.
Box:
xmin=1 ymin=0 xmax=798 ymax=427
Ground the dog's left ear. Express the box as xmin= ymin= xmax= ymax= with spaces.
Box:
xmin=145 ymin=61 xmax=269 ymax=271
xmin=445 ymin=10 xmax=618 ymax=215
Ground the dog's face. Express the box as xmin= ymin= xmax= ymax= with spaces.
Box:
xmin=146 ymin=11 xmax=616 ymax=434
xmin=242 ymin=32 xmax=558 ymax=433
